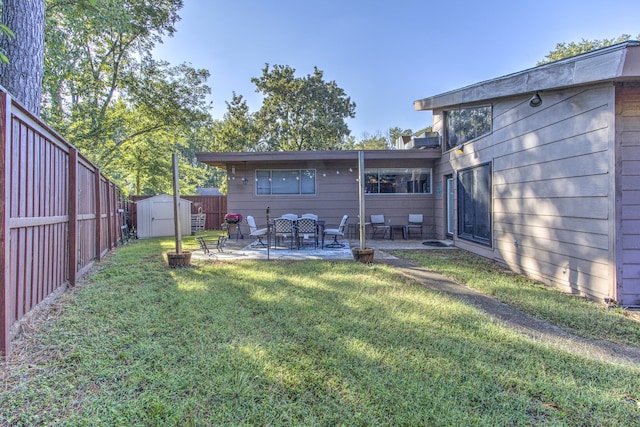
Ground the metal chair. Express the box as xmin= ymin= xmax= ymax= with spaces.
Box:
xmin=296 ymin=217 xmax=318 ymax=249
xmin=370 ymin=214 xmax=390 ymax=239
xmin=406 ymin=214 xmax=424 ymax=239
xmin=246 ymin=215 xmax=268 ymax=247
xmin=196 ymin=235 xmax=227 ymax=256
xmin=273 ymin=217 xmax=295 ymax=249
xmin=322 ymin=215 xmax=348 ymax=248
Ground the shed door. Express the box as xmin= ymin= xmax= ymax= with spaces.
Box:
xmin=151 ymin=200 xmax=174 ymax=237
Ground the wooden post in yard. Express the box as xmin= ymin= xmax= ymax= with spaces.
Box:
xmin=172 ymin=153 xmax=182 ymax=255
xmin=358 ymin=150 xmax=366 ymax=250
xmin=0 ymin=91 xmax=10 ymax=356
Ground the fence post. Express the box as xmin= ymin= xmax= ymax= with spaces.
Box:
xmin=94 ymin=169 xmax=101 ymax=261
xmin=68 ymin=147 xmax=78 ymax=287
xmin=0 ymin=91 xmax=11 ymax=356
xmin=107 ymin=180 xmax=114 ymax=249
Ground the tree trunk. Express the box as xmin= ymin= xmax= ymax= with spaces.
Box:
xmin=0 ymin=0 xmax=45 ymax=116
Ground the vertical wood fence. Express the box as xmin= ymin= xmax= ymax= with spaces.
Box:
xmin=0 ymin=89 xmax=124 ymax=357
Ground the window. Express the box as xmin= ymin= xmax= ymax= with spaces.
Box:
xmin=445 ymin=105 xmax=492 ymax=150
xmin=457 ymin=163 xmax=491 ymax=246
xmin=364 ymin=168 xmax=432 ymax=194
xmin=256 ymin=169 xmax=316 ymax=195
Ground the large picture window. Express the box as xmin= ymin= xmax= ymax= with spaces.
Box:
xmin=445 ymin=105 xmax=492 ymax=150
xmin=365 ymin=168 xmax=432 ymax=194
xmin=256 ymin=169 xmax=316 ymax=195
xmin=457 ymin=163 xmax=491 ymax=246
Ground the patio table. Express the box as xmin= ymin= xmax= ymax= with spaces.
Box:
xmin=390 ymin=224 xmax=406 ymax=240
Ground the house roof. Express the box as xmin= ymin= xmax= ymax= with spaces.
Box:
xmin=196 ymin=149 xmax=441 ymax=169
xmin=414 ymin=41 xmax=640 ymax=111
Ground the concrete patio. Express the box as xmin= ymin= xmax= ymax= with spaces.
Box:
xmin=190 ymin=235 xmax=454 ymax=262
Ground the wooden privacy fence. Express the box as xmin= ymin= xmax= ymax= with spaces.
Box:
xmin=0 ymin=89 xmax=124 ymax=357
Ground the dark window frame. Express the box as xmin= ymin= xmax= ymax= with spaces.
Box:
xmin=364 ymin=168 xmax=432 ymax=195
xmin=255 ymin=169 xmax=316 ymax=195
xmin=444 ymin=105 xmax=492 ymax=151
xmin=457 ymin=163 xmax=492 ymax=246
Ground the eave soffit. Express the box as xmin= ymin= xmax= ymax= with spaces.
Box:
xmin=414 ymin=41 xmax=640 ymax=111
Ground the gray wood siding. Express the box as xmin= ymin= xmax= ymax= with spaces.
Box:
xmin=618 ymin=85 xmax=640 ymax=305
xmin=434 ymin=84 xmax=616 ymax=301
xmin=226 ymin=159 xmax=435 ymax=238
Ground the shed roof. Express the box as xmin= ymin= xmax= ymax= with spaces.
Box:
xmin=414 ymin=41 xmax=640 ymax=111
xmin=196 ymin=149 xmax=441 ymax=169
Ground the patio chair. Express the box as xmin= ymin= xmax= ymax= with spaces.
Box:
xmin=370 ymin=214 xmax=390 ymax=239
xmin=322 ymin=215 xmax=348 ymax=248
xmin=296 ymin=217 xmax=318 ymax=249
xmin=406 ymin=214 xmax=424 ymax=239
xmin=196 ymin=235 xmax=227 ymax=256
xmin=273 ymin=217 xmax=295 ymax=249
xmin=246 ymin=215 xmax=268 ymax=247
xmin=191 ymin=212 xmax=205 ymax=234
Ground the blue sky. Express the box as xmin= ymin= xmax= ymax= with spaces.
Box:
xmin=153 ymin=0 xmax=640 ymax=139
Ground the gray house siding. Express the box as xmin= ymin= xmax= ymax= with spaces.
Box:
xmin=433 ymin=84 xmax=616 ymax=301
xmin=226 ymin=158 xmax=435 ymax=237
xmin=618 ymin=84 xmax=640 ymax=305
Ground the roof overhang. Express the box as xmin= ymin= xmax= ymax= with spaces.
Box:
xmin=196 ymin=149 xmax=441 ymax=169
xmin=414 ymin=41 xmax=640 ymax=111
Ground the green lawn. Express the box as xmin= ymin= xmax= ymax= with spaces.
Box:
xmin=2 ymin=238 xmax=639 ymax=426
xmin=390 ymin=249 xmax=640 ymax=347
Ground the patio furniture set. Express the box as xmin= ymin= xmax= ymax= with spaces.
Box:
xmin=350 ymin=214 xmax=424 ymax=240
xmin=246 ymin=214 xmax=350 ymax=249
xmin=245 ymin=213 xmax=424 ymax=250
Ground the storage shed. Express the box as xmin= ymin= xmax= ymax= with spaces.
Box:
xmin=135 ymin=194 xmax=192 ymax=239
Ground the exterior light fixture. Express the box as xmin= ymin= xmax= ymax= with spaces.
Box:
xmin=455 ymin=145 xmax=464 ymax=154
xmin=529 ymin=92 xmax=542 ymax=108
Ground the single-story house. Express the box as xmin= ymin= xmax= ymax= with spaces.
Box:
xmin=196 ymin=149 xmax=441 ymax=236
xmin=197 ymin=41 xmax=640 ymax=305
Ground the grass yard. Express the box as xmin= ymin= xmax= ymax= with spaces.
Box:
xmin=390 ymin=249 xmax=640 ymax=347
xmin=1 ymin=239 xmax=639 ymax=426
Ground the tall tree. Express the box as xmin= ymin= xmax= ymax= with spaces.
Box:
xmin=42 ymin=0 xmax=218 ymax=195
xmin=538 ymin=34 xmax=638 ymax=64
xmin=0 ymin=0 xmax=45 ymax=115
xmin=212 ymin=92 xmax=259 ymax=152
xmin=42 ymin=0 xmax=183 ymax=143
xmin=252 ymin=64 xmax=356 ymax=151
xmin=355 ymin=131 xmax=392 ymax=150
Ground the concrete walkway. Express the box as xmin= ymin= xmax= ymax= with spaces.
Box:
xmin=382 ymin=256 xmax=640 ymax=368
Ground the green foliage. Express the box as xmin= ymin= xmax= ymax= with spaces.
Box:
xmin=353 ymin=127 xmax=428 ymax=150
xmin=252 ymin=64 xmax=356 ymax=151
xmin=1 ymin=239 xmax=639 ymax=425
xmin=0 ymin=21 xmax=15 ymax=64
xmin=538 ymin=34 xmax=639 ymax=64
xmin=354 ymin=131 xmax=392 ymax=149
xmin=392 ymin=249 xmax=640 ymax=347
xmin=212 ymin=92 xmax=259 ymax=152
xmin=42 ymin=0 xmax=215 ymax=196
